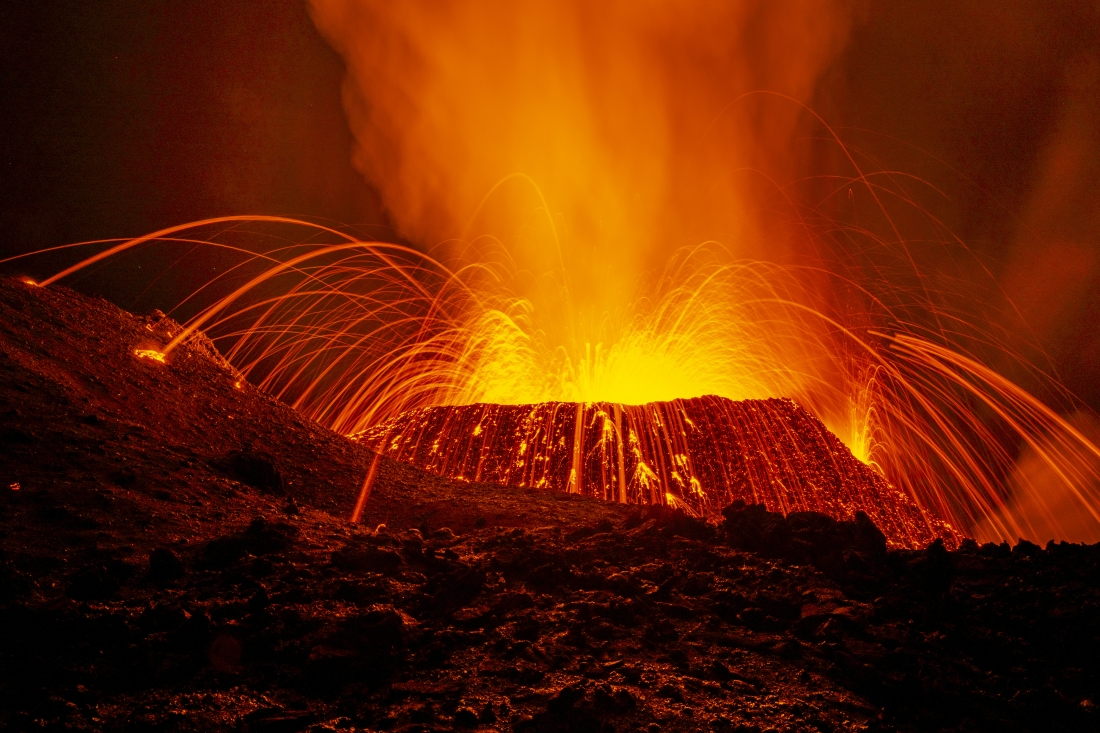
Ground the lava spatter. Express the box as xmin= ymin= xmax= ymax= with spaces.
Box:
xmin=354 ymin=396 xmax=959 ymax=549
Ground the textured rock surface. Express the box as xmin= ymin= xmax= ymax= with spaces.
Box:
xmin=1 ymin=277 xmax=1098 ymax=732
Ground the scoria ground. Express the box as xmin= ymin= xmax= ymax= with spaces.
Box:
xmin=0 ymin=276 xmax=1098 ymax=733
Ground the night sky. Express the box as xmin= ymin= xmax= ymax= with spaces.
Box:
xmin=1 ymin=0 xmax=1098 ymax=409
xmin=0 ymin=0 xmax=389 ymax=255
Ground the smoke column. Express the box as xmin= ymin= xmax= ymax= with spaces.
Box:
xmin=308 ymin=0 xmax=861 ymax=313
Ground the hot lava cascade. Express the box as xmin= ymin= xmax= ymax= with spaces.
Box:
xmin=354 ymin=396 xmax=957 ymax=548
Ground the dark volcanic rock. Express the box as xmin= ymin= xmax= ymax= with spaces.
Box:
xmin=198 ymin=517 xmax=299 ymax=569
xmin=65 ymin=564 xmax=122 ymax=601
xmin=1 ymin=276 xmax=1099 ymax=733
xmin=330 ymin=541 xmax=404 ymax=574
xmin=225 ymin=448 xmax=286 ymax=495
xmin=148 ymin=547 xmax=186 ymax=581
xmin=723 ymin=500 xmax=887 ymax=564
xmin=239 ymin=707 xmax=318 ymax=733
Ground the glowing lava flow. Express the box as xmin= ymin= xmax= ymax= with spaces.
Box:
xmin=354 ymin=395 xmax=958 ymax=548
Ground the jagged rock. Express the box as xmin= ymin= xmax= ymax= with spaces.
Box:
xmin=148 ymin=547 xmax=186 ymax=581
xmin=66 ymin=565 xmax=121 ymax=601
xmin=226 ymin=449 xmax=286 ymax=495
xmin=2 ymin=278 xmax=1100 ymax=733
xmin=198 ymin=517 xmax=298 ymax=568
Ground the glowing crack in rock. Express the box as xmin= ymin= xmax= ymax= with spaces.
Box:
xmin=354 ymin=395 xmax=959 ymax=548
xmin=134 ymin=349 xmax=166 ymax=363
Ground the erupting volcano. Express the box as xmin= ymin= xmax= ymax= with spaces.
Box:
xmin=5 ymin=1 xmax=1100 ymax=729
xmin=356 ymin=396 xmax=956 ymax=548
xmin=13 ymin=213 xmax=1100 ymax=548
xmin=4 ymin=0 xmax=1098 ymax=551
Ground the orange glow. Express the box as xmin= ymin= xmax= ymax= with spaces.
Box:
xmin=5 ymin=4 xmax=1099 ymax=547
xmin=134 ymin=349 xmax=166 ymax=363
xmin=9 ymin=214 xmax=1100 ymax=548
xmin=354 ymin=396 xmax=958 ymax=548
xmin=307 ymin=0 xmax=857 ymax=316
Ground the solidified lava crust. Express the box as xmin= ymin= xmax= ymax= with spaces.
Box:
xmin=1 ymin=277 xmax=1099 ymax=733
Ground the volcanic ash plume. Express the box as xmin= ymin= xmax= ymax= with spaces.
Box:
xmin=307 ymin=0 xmax=860 ymax=310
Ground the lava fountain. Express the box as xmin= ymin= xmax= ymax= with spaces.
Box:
xmin=5 ymin=2 xmax=1100 ymax=548
xmin=8 ymin=214 xmax=1098 ymax=549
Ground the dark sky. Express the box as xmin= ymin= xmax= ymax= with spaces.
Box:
xmin=1 ymin=0 xmax=1098 ymax=408
xmin=0 ymin=0 xmax=389 ymax=259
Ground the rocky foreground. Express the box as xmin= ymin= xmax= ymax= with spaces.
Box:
xmin=1 ymin=276 xmax=1098 ymax=733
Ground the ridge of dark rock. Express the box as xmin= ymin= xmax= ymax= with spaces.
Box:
xmin=0 ymin=277 xmax=1098 ymax=732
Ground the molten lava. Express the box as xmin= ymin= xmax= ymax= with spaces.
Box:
xmin=134 ymin=348 xmax=166 ymax=363
xmin=355 ymin=395 xmax=958 ymax=548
